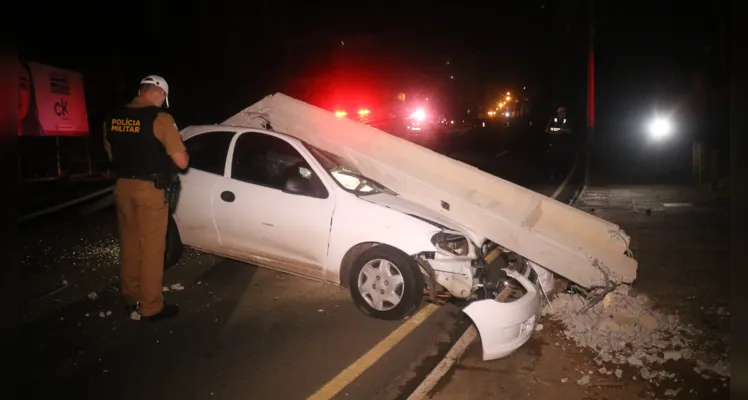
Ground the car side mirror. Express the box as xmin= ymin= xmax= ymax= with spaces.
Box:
xmin=283 ymin=175 xmax=313 ymax=195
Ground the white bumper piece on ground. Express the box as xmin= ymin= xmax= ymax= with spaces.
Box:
xmin=462 ymin=269 xmax=542 ymax=361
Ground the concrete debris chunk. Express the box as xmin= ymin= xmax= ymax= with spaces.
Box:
xmin=627 ymin=356 xmax=643 ymax=367
xmin=663 ymin=350 xmax=682 ymax=361
xmin=87 ymin=291 xmax=98 ymax=300
xmin=576 ymin=375 xmax=590 ymax=386
xmin=664 ymin=388 xmax=682 ymax=397
xmin=640 ymin=314 xmax=658 ymax=331
xmin=544 ymin=284 xmax=729 ymax=382
xmin=711 ymin=360 xmax=730 ymax=378
xmin=696 ymin=360 xmax=730 ymax=378
xmin=170 ymin=283 xmax=185 ymax=291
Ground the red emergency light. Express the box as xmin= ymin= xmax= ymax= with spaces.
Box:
xmin=411 ymin=109 xmax=426 ymax=121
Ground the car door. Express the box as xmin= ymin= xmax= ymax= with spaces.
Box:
xmin=212 ymin=131 xmax=336 ymax=279
xmin=173 ymin=130 xmax=236 ymax=254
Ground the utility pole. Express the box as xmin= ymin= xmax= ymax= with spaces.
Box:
xmin=586 ymin=0 xmax=595 ymax=143
xmin=585 ymin=0 xmax=596 ymax=185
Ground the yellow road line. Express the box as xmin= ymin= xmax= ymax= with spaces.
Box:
xmin=306 ymin=303 xmax=440 ymax=400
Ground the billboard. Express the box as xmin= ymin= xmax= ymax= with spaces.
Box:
xmin=18 ymin=61 xmax=90 ymax=136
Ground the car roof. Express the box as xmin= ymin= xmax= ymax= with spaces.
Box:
xmin=180 ymin=124 xmax=306 ymax=146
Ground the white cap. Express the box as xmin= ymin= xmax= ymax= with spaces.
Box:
xmin=140 ymin=75 xmax=170 ymax=108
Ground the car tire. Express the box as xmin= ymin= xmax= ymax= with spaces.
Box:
xmin=349 ymin=245 xmax=425 ymax=321
xmin=164 ymin=213 xmax=183 ymax=270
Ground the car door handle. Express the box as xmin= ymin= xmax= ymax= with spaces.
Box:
xmin=220 ymin=191 xmax=235 ymax=202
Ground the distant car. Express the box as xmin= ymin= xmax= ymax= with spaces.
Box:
xmin=331 ymin=103 xmax=394 ymax=130
xmin=169 ymin=125 xmax=546 ymax=357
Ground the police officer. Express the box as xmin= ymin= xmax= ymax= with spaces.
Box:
xmin=103 ymin=75 xmax=189 ymax=322
xmin=544 ymin=106 xmax=573 ymax=180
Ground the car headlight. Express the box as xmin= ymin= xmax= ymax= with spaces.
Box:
xmin=431 ymin=232 xmax=470 ymax=256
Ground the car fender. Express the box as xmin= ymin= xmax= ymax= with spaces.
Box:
xmin=325 ymin=193 xmax=441 ymax=285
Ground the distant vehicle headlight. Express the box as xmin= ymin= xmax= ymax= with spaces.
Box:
xmin=647 ymin=117 xmax=673 ymax=140
xmin=411 ymin=109 xmax=426 ymax=121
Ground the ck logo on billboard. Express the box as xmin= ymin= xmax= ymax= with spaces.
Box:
xmin=55 ymin=98 xmax=69 ymax=116
xmin=23 ymin=61 xmax=91 ymax=136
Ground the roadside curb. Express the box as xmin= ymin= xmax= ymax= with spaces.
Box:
xmin=407 ymin=150 xmax=586 ymax=400
xmin=568 ymin=149 xmax=590 ymax=206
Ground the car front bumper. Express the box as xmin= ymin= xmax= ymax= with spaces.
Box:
xmin=462 ymin=268 xmax=542 ymax=361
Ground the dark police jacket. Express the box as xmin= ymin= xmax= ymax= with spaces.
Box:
xmin=104 ymin=105 xmax=172 ymax=179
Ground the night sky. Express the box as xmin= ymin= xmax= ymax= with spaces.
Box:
xmin=18 ymin=0 xmax=726 ymax=135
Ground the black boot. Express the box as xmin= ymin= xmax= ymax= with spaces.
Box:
xmin=142 ymin=304 xmax=179 ymax=322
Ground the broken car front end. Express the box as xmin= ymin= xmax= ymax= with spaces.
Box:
xmin=416 ymin=235 xmax=544 ymax=361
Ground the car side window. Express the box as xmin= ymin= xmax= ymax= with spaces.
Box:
xmin=231 ymin=132 xmax=328 ymax=198
xmin=183 ymin=131 xmax=236 ymax=175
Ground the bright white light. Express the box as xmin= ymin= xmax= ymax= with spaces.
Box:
xmin=504 ymin=112 xmax=510 ymax=117
xmin=648 ymin=117 xmax=673 ymax=140
xmin=411 ymin=109 xmax=426 ymax=121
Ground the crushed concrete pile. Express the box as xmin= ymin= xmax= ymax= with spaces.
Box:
xmin=544 ymin=284 xmax=730 ymax=383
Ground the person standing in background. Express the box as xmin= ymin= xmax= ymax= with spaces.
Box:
xmin=545 ymin=106 xmax=574 ymax=180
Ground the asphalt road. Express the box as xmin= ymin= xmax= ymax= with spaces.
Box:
xmin=20 ymin=122 xmax=581 ymax=400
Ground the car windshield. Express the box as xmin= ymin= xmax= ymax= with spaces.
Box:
xmin=304 ymin=143 xmax=396 ymax=196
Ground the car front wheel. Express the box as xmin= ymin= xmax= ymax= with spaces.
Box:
xmin=349 ymin=246 xmax=425 ymax=321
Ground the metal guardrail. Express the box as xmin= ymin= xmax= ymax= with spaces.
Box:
xmin=19 ymin=185 xmax=115 ymax=223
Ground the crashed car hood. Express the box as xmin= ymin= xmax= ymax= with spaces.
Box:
xmin=222 ymin=93 xmax=638 ymax=288
xmin=362 ymin=193 xmax=483 ymax=244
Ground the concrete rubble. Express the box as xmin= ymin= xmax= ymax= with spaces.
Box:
xmin=544 ymin=284 xmax=730 ymax=384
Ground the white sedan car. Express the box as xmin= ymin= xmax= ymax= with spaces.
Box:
xmin=170 ymin=125 xmax=548 ymax=358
